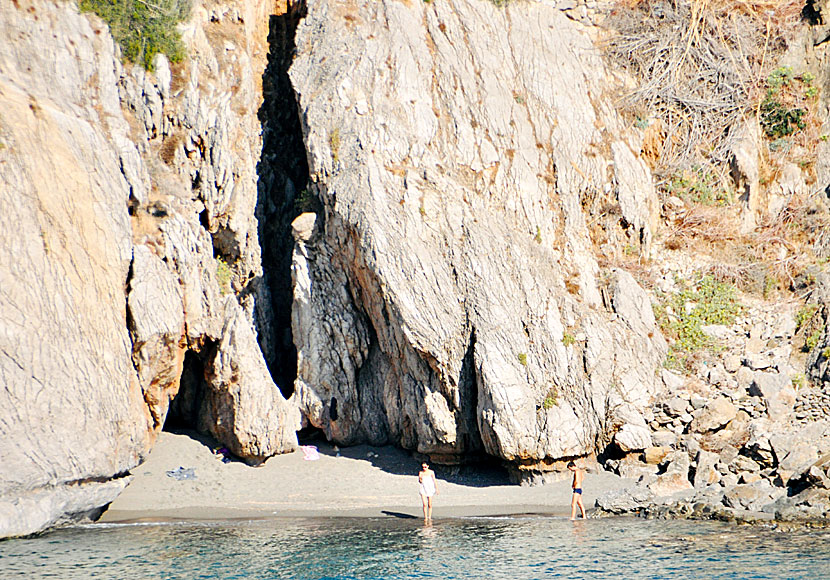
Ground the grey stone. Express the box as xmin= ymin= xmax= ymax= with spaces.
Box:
xmin=732 ymin=455 xmax=760 ymax=473
xmin=644 ymin=446 xmax=671 ymax=465
xmin=651 ymin=430 xmax=678 ymax=448
xmin=724 ymin=355 xmax=742 ymax=374
xmin=739 ymin=472 xmax=763 ymax=484
xmin=615 ymin=423 xmax=653 ymax=453
xmin=291 ymin=212 xmax=318 ymax=243
xmin=690 ymin=394 xmax=707 ymax=410
xmin=720 ymin=473 xmax=739 ymax=488
xmin=595 ymin=485 xmax=655 ymax=514
xmin=693 ymin=450 xmax=720 ymax=488
xmin=691 ymin=397 xmax=737 ymax=432
xmin=730 ymin=118 xmax=765 ymax=233
xmin=749 ymin=372 xmax=796 ymax=422
xmin=665 ymin=397 xmax=689 ymax=417
xmin=662 ymin=369 xmax=686 ymax=391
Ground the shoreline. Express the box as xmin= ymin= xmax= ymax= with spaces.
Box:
xmin=97 ymin=431 xmax=632 ymax=525
xmin=99 ymin=504 xmax=572 ymax=524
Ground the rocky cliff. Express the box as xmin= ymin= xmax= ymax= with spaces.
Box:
xmin=3 ymin=0 xmax=830 ymax=538
xmin=288 ymin=0 xmax=666 ymax=472
xmin=0 ymin=0 xmax=298 ymax=538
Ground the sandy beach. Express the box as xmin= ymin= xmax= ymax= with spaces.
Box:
xmin=99 ymin=431 xmax=635 ymax=523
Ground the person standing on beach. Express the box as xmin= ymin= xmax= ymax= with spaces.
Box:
xmin=568 ymin=461 xmax=586 ymax=520
xmin=418 ymin=462 xmax=438 ymax=522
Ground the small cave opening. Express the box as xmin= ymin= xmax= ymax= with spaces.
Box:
xmin=163 ymin=348 xmax=210 ymax=432
xmin=254 ymin=0 xmax=310 ymax=400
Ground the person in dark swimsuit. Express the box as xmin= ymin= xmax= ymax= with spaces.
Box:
xmin=568 ymin=461 xmax=586 ymax=520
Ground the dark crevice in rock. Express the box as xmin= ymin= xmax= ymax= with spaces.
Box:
xmin=210 ymin=224 xmax=241 ymax=263
xmin=164 ymin=347 xmax=212 ymax=432
xmin=459 ymin=328 xmax=483 ymax=456
xmin=255 ymin=0 xmax=310 ymax=398
xmin=804 ymin=0 xmax=824 ymax=27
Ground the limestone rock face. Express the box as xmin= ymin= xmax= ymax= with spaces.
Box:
xmin=201 ymin=299 xmax=301 ymax=462
xmin=128 ymin=246 xmax=186 ymax=431
xmin=0 ymin=0 xmax=297 ymax=537
xmin=289 ymin=0 xmax=666 ymax=464
xmin=0 ymin=1 xmax=151 ymax=537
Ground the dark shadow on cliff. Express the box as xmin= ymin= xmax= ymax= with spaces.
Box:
xmin=254 ymin=0 xmax=310 ymax=398
xmin=165 ymin=348 xmax=210 ymax=432
xmin=308 ymin=440 xmax=513 ymax=488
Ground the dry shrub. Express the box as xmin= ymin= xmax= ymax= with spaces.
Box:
xmin=697 ymin=190 xmax=830 ymax=293
xmin=605 ymin=0 xmax=804 ymax=176
xmin=666 ymin=204 xmax=741 ymax=244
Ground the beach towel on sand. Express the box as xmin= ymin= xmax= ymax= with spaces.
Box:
xmin=166 ymin=466 xmax=196 ymax=480
xmin=300 ymin=445 xmax=319 ymax=461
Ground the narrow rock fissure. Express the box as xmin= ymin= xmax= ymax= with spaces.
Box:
xmin=459 ymin=328 xmax=484 ymax=457
xmin=255 ymin=0 xmax=311 ymax=398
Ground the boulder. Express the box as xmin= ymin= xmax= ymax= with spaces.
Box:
xmin=202 ymin=300 xmax=300 ymax=462
xmin=739 ymin=472 xmax=762 ymax=484
xmin=291 ymin=212 xmax=318 ymax=243
xmin=693 ymin=450 xmax=721 ymax=488
xmin=732 ymin=455 xmax=761 ymax=473
xmin=127 ymin=246 xmax=186 ymax=432
xmin=615 ymin=423 xmax=653 ymax=453
xmin=748 ymin=372 xmax=796 ymax=422
xmin=595 ymin=485 xmax=655 ymax=514
xmin=652 ymin=430 xmax=679 ymax=448
xmin=729 ymin=118 xmax=765 ymax=233
xmin=691 ymin=397 xmax=737 ymax=432
xmin=722 ymin=481 xmax=781 ymax=512
xmin=665 ymin=397 xmax=689 ymax=417
xmin=644 ymin=446 xmax=671 ymax=465
xmin=649 ymin=451 xmax=693 ymax=496
xmin=723 ymin=355 xmax=742 ymax=374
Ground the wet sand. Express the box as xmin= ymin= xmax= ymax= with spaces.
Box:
xmin=99 ymin=431 xmax=633 ymax=523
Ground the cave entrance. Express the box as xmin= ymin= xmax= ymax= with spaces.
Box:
xmin=255 ymin=0 xmax=310 ymax=399
xmin=163 ymin=349 xmax=209 ymax=432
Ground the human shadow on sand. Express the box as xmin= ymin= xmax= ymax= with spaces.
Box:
xmin=381 ymin=510 xmax=419 ymax=519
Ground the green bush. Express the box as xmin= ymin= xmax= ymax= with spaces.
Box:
xmin=80 ymin=0 xmax=190 ymax=71
xmin=517 ymin=353 xmax=528 ymax=366
xmin=760 ymin=93 xmax=805 ymax=139
xmin=806 ymin=329 xmax=823 ymax=352
xmin=656 ymin=275 xmax=742 ymax=368
xmin=294 ymin=188 xmax=316 ymax=214
xmin=665 ymin=165 xmax=732 ymax=206
xmin=795 ymin=304 xmax=818 ymax=330
xmin=562 ymin=332 xmax=575 ymax=347
xmin=542 ymin=385 xmax=559 ymax=410
xmin=216 ymin=257 xmax=232 ymax=295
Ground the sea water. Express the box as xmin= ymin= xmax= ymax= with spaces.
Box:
xmin=1 ymin=516 xmax=828 ymax=579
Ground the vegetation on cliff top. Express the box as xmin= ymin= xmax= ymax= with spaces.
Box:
xmin=80 ymin=0 xmax=190 ymax=71
xmin=606 ymin=0 xmax=830 ymax=300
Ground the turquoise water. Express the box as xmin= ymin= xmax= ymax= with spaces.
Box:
xmin=1 ymin=516 xmax=828 ymax=579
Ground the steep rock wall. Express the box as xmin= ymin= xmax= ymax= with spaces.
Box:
xmin=289 ymin=0 xmax=667 ymax=470
xmin=0 ymin=0 xmax=298 ymax=538
xmin=0 ymin=0 xmax=151 ymax=537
